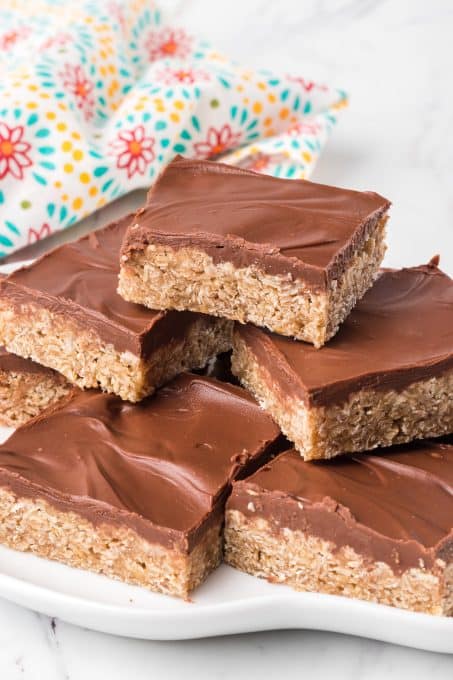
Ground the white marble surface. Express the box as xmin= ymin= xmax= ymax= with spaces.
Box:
xmin=1 ymin=0 xmax=452 ymax=677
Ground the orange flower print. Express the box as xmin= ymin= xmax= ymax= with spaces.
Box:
xmin=60 ymin=64 xmax=95 ymax=120
xmin=155 ymin=66 xmax=210 ymax=85
xmin=110 ymin=125 xmax=155 ymax=179
xmin=145 ymin=28 xmax=193 ymax=61
xmin=28 ymin=223 xmax=52 ymax=244
xmin=0 ymin=123 xmax=32 ymax=180
xmin=194 ymin=125 xmax=242 ymax=159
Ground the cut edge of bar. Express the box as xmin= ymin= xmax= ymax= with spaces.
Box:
xmin=225 ymin=509 xmax=452 ymax=616
xmin=231 ymin=330 xmax=453 ymax=460
xmin=0 ymin=369 xmax=71 ymax=427
xmin=0 ymin=303 xmax=233 ymax=402
xmin=0 ymin=488 xmax=223 ymax=598
xmin=118 ymin=217 xmax=387 ymax=348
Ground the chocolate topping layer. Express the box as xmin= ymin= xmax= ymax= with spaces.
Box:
xmin=0 ymin=374 xmax=282 ymax=551
xmin=0 ymin=214 xmax=202 ymax=358
xmin=237 ymin=263 xmax=453 ymax=406
xmin=0 ymin=346 xmax=56 ymax=376
xmin=122 ymin=156 xmax=390 ymax=289
xmin=230 ymin=441 xmax=453 ymax=573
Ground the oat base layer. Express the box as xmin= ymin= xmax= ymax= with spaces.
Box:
xmin=0 ymin=488 xmax=222 ymax=598
xmin=119 ymin=220 xmax=387 ymax=348
xmin=225 ymin=510 xmax=452 ymax=616
xmin=231 ymin=332 xmax=453 ymax=460
xmin=0 ymin=370 xmax=70 ymax=427
xmin=0 ymin=302 xmax=232 ymax=402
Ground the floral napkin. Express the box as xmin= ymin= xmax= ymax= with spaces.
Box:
xmin=0 ymin=0 xmax=347 ymax=258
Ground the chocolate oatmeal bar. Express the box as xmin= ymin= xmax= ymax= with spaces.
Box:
xmin=0 ymin=374 xmax=282 ymax=598
xmin=0 ymin=214 xmax=232 ymax=402
xmin=231 ymin=262 xmax=453 ymax=460
xmin=119 ymin=156 xmax=390 ymax=347
xmin=225 ymin=443 xmax=453 ymax=615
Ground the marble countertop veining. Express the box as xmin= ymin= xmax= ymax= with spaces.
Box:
xmin=0 ymin=1 xmax=452 ymax=678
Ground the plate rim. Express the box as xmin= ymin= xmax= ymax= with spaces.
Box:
xmin=0 ymin=551 xmax=451 ymax=652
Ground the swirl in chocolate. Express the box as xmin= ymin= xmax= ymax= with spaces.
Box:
xmin=0 ymin=374 xmax=282 ymax=550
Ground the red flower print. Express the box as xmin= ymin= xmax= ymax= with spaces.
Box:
xmin=194 ymin=125 xmax=242 ymax=159
xmin=287 ymin=75 xmax=328 ymax=93
xmin=237 ymin=151 xmax=288 ymax=174
xmin=109 ymin=126 xmax=155 ymax=179
xmin=28 ymin=223 xmax=52 ymax=245
xmin=108 ymin=1 xmax=127 ymax=32
xmin=155 ymin=66 xmax=210 ymax=85
xmin=0 ymin=123 xmax=33 ymax=180
xmin=237 ymin=152 xmax=272 ymax=173
xmin=0 ymin=26 xmax=31 ymax=51
xmin=145 ymin=28 xmax=193 ymax=61
xmin=60 ymin=64 xmax=95 ymax=120
xmin=40 ymin=32 xmax=72 ymax=51
xmin=287 ymin=121 xmax=322 ymax=136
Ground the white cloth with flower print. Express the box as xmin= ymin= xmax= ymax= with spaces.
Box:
xmin=0 ymin=0 xmax=347 ymax=257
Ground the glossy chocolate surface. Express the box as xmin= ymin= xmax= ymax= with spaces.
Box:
xmin=0 ymin=215 xmax=201 ymax=358
xmin=0 ymin=374 xmax=282 ymax=551
xmin=237 ymin=263 xmax=453 ymax=405
xmin=122 ymin=156 xmax=390 ymax=289
xmin=229 ymin=440 xmax=453 ymax=572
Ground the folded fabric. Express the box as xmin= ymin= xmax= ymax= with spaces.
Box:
xmin=0 ymin=0 xmax=347 ymax=258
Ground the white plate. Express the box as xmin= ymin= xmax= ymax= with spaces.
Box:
xmin=0 ymin=427 xmax=452 ymax=653
xmin=0 ymin=540 xmax=452 ymax=654
xmin=0 ymin=265 xmax=452 ymax=653
xmin=0 ymin=259 xmax=32 ymax=275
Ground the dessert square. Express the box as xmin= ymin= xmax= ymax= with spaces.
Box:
xmin=0 ymin=374 xmax=282 ymax=598
xmin=119 ymin=156 xmax=390 ymax=347
xmin=0 ymin=214 xmax=232 ymax=402
xmin=232 ymin=262 xmax=453 ymax=460
xmin=225 ymin=443 xmax=453 ymax=615
xmin=0 ymin=346 xmax=70 ymax=427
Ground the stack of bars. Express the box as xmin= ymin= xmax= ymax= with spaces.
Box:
xmin=0 ymin=156 xmax=451 ymax=615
